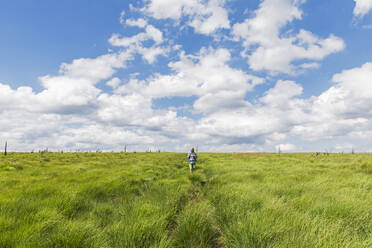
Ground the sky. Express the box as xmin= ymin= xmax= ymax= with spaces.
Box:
xmin=1 ymin=0 xmax=372 ymax=152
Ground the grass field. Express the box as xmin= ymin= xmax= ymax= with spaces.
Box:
xmin=0 ymin=152 xmax=371 ymax=247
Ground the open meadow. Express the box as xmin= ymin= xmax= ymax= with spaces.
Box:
xmin=0 ymin=152 xmax=371 ymax=247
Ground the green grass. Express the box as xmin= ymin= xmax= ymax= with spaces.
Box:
xmin=0 ymin=152 xmax=371 ymax=247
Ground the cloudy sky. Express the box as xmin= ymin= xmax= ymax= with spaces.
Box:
xmin=1 ymin=0 xmax=372 ymax=152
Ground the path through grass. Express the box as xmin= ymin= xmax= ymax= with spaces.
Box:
xmin=0 ymin=152 xmax=371 ymax=247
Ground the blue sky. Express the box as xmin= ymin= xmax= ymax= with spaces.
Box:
xmin=1 ymin=0 xmax=372 ymax=152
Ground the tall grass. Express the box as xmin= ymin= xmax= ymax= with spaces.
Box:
xmin=203 ymin=153 xmax=372 ymax=248
xmin=0 ymin=152 xmax=371 ymax=247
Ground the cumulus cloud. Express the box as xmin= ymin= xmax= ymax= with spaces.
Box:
xmin=118 ymin=47 xmax=264 ymax=114
xmin=191 ymin=62 xmax=372 ymax=151
xmin=260 ymin=80 xmax=303 ymax=107
xmin=142 ymin=0 xmax=230 ymax=35
xmin=354 ymin=0 xmax=372 ymax=17
xmin=125 ymin=18 xmax=148 ymax=28
xmin=6 ymin=38 xmax=231 ymax=152
xmin=0 ymin=48 xmax=192 ymax=151
xmin=187 ymin=0 xmax=230 ymax=35
xmin=139 ymin=46 xmax=170 ymax=64
xmin=232 ymin=0 xmax=345 ymax=74
xmin=109 ymin=22 xmax=168 ymax=64
xmin=38 ymin=51 xmax=134 ymax=114
xmin=314 ymin=62 xmax=372 ymax=119
xmin=289 ymin=62 xmax=372 ymax=141
xmin=196 ymin=80 xmax=310 ymax=145
xmin=106 ymin=77 xmax=121 ymax=89
xmin=2 ymin=60 xmax=372 ymax=152
xmin=109 ymin=25 xmax=163 ymax=47
xmin=58 ymin=52 xmax=130 ymax=82
xmin=143 ymin=0 xmax=197 ymax=19
xmin=0 ymin=51 xmax=134 ymax=115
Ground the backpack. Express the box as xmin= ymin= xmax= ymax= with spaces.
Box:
xmin=189 ymin=152 xmax=197 ymax=161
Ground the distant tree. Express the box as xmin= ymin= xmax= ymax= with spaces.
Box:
xmin=4 ymin=141 xmax=7 ymax=156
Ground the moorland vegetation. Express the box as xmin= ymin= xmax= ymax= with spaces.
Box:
xmin=0 ymin=152 xmax=371 ymax=247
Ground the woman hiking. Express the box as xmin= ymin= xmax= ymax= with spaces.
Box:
xmin=187 ymin=147 xmax=198 ymax=173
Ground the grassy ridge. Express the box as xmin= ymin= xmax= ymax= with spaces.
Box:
xmin=0 ymin=152 xmax=371 ymax=247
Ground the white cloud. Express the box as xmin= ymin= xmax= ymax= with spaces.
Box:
xmin=0 ymin=51 xmax=134 ymax=115
xmin=109 ymin=23 xmax=167 ymax=64
xmin=142 ymin=0 xmax=230 ymax=35
xmin=138 ymin=46 xmax=169 ymax=64
xmin=290 ymin=62 xmax=372 ymax=141
xmin=354 ymin=0 xmax=372 ymax=17
xmin=35 ymin=51 xmax=133 ymax=114
xmin=95 ymin=92 xmax=197 ymax=143
xmin=109 ymin=24 xmax=163 ymax=47
xmin=0 ymin=84 xmax=39 ymax=115
xmin=276 ymin=143 xmax=297 ymax=152
xmin=300 ymin=62 xmax=320 ymax=70
xmin=313 ymin=62 xmax=372 ymax=119
xmin=96 ymin=93 xmax=153 ymax=125
xmin=2 ymin=60 xmax=372 ymax=152
xmin=193 ymin=90 xmax=248 ymax=114
xmin=126 ymin=18 xmax=148 ymax=28
xmin=187 ymin=0 xmax=230 ymax=35
xmin=290 ymin=118 xmax=368 ymax=141
xmin=58 ymin=52 xmax=130 ymax=82
xmin=143 ymin=0 xmax=197 ymax=19
xmin=332 ymin=62 xmax=372 ymax=98
xmin=191 ymin=61 xmax=372 ymax=150
xmin=0 ymin=109 xmax=158 ymax=152
xmin=232 ymin=0 xmax=345 ymax=74
xmin=106 ymin=77 xmax=121 ymax=89
xmin=0 ymin=52 xmax=196 ymax=151
xmin=118 ymin=47 xmax=264 ymax=114
xmin=37 ymin=76 xmax=101 ymax=114
xmin=195 ymin=80 xmax=310 ymax=143
xmin=260 ymin=80 xmax=303 ymax=107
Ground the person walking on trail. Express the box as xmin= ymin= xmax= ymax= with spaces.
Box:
xmin=187 ymin=147 xmax=198 ymax=173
